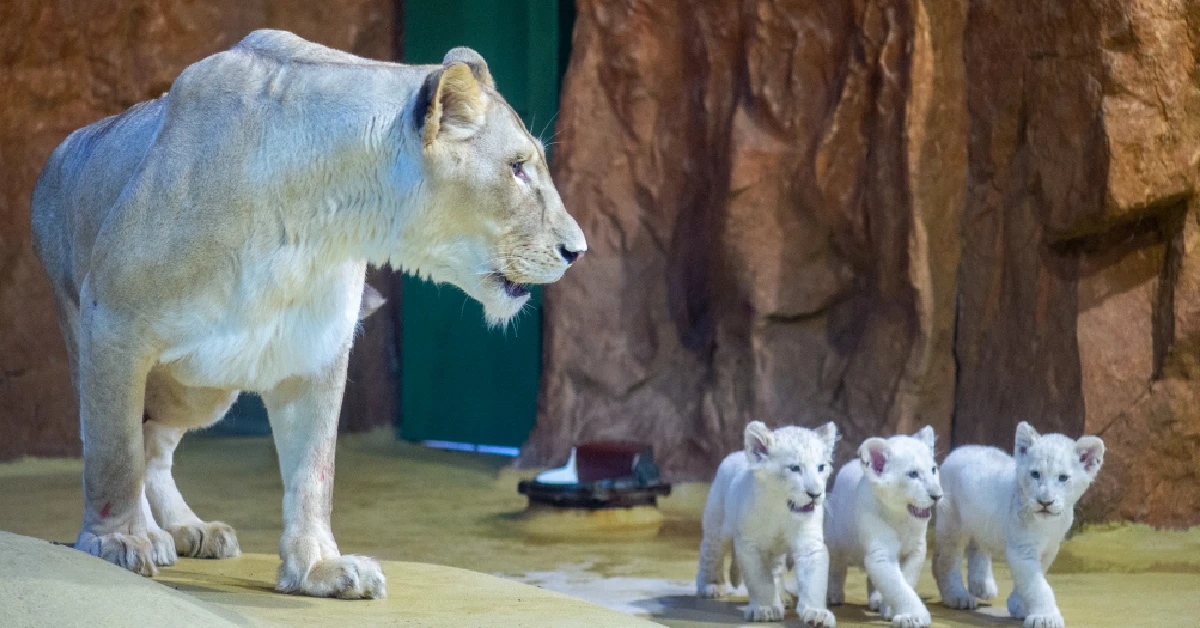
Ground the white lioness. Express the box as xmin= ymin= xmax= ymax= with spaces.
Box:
xmin=825 ymin=427 xmax=942 ymax=628
xmin=30 ymin=30 xmax=585 ymax=598
xmin=933 ymin=422 xmax=1104 ymax=628
xmin=696 ymin=421 xmax=838 ymax=626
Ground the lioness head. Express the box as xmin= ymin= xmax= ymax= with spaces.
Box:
xmin=744 ymin=421 xmax=838 ymax=515
xmin=859 ymin=426 xmax=943 ymax=520
xmin=407 ymin=48 xmax=586 ymax=325
xmin=1013 ymin=422 xmax=1104 ymax=518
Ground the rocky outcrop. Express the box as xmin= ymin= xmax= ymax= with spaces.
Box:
xmin=0 ymin=1 xmax=395 ymax=459
xmin=524 ymin=0 xmax=1200 ymax=526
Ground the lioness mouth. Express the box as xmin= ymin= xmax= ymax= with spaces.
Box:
xmin=787 ymin=499 xmax=816 ymax=514
xmin=907 ymin=504 xmax=933 ymax=519
xmin=493 ymin=273 xmax=530 ymax=298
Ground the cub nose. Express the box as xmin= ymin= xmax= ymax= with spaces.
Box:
xmin=1037 ymin=499 xmax=1054 ymax=507
xmin=930 ymin=492 xmax=943 ymax=502
xmin=806 ymin=491 xmax=823 ymax=500
xmin=558 ymin=244 xmax=583 ymax=264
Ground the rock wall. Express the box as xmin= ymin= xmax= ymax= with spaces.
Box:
xmin=0 ymin=1 xmax=396 ymax=459
xmin=524 ymin=0 xmax=1200 ymax=526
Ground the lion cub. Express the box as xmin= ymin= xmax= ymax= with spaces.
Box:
xmin=696 ymin=421 xmax=838 ymax=626
xmin=825 ymin=427 xmax=942 ymax=628
xmin=934 ymin=422 xmax=1104 ymax=628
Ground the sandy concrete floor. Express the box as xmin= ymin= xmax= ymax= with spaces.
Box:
xmin=2 ymin=430 xmax=1198 ymax=627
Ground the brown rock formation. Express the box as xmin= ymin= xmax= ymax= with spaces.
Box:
xmin=0 ymin=1 xmax=396 ymax=459
xmin=525 ymin=0 xmax=1200 ymax=526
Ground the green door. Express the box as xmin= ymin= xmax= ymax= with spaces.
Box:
xmin=399 ymin=0 xmax=574 ymax=452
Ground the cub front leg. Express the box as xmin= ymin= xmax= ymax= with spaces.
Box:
xmin=864 ymin=544 xmax=930 ymax=628
xmin=263 ymin=352 xmax=385 ymax=599
xmin=73 ymin=305 xmax=159 ymax=576
xmin=1006 ymin=544 xmax=1063 ymax=628
xmin=735 ymin=540 xmax=784 ymax=622
xmin=792 ymin=540 xmax=836 ymax=627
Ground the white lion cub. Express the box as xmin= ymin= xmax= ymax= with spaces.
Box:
xmin=934 ymin=422 xmax=1104 ymax=628
xmin=825 ymin=426 xmax=942 ymax=628
xmin=696 ymin=421 xmax=838 ymax=626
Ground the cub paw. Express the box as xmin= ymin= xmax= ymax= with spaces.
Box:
xmin=968 ymin=577 xmax=998 ymax=600
xmin=76 ymin=531 xmax=157 ymax=577
xmin=941 ymin=590 xmax=978 ymax=610
xmin=868 ymin=590 xmax=883 ymax=612
xmin=169 ymin=521 xmax=241 ymax=559
xmin=278 ymin=555 xmax=386 ymax=599
xmin=147 ymin=527 xmax=178 ymax=567
xmin=827 ymin=587 xmax=845 ymax=606
xmin=696 ymin=583 xmax=728 ymax=598
xmin=743 ymin=601 xmax=785 ymax=622
xmin=799 ymin=606 xmax=836 ymax=627
xmin=890 ymin=609 xmax=932 ymax=628
xmin=1007 ymin=591 xmax=1027 ymax=619
xmin=1024 ymin=612 xmax=1065 ymax=628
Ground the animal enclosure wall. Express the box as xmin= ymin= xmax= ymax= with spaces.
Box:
xmin=521 ymin=0 xmax=1200 ymax=527
xmin=0 ymin=1 xmax=397 ymax=459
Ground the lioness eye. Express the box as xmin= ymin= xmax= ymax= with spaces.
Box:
xmin=1058 ymin=474 xmax=1069 ymax=482
xmin=788 ymin=465 xmax=802 ymax=473
xmin=907 ymin=470 xmax=920 ymax=479
xmin=511 ymin=159 xmax=527 ymax=179
xmin=1031 ymin=470 xmax=1041 ymax=480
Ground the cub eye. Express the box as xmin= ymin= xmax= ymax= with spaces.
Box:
xmin=817 ymin=464 xmax=826 ymax=473
xmin=1058 ymin=474 xmax=1069 ymax=482
xmin=788 ymin=465 xmax=802 ymax=473
xmin=907 ymin=470 xmax=920 ymax=479
xmin=1030 ymin=470 xmax=1041 ymax=480
xmin=932 ymin=466 xmax=938 ymax=474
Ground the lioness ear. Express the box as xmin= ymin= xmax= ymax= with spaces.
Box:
xmin=1075 ymin=436 xmax=1105 ymax=477
xmin=358 ymin=284 xmax=386 ymax=321
xmin=913 ymin=425 xmax=936 ymax=453
xmin=859 ymin=438 xmax=890 ymax=477
xmin=744 ymin=421 xmax=772 ymax=463
xmin=420 ymin=63 xmax=486 ymax=147
xmin=815 ymin=421 xmax=839 ymax=455
xmin=442 ymin=47 xmax=495 ymax=89
xmin=1015 ymin=421 xmax=1040 ymax=457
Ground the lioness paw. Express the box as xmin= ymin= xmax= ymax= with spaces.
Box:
xmin=76 ymin=531 xmax=157 ymax=577
xmin=890 ymin=609 xmax=932 ymax=628
xmin=278 ymin=555 xmax=386 ymax=599
xmin=169 ymin=521 xmax=241 ymax=559
xmin=799 ymin=606 xmax=836 ymax=627
xmin=696 ymin=583 xmax=728 ymax=598
xmin=147 ymin=527 xmax=178 ymax=567
xmin=1024 ymin=613 xmax=1065 ymax=628
xmin=941 ymin=591 xmax=978 ymax=610
xmin=743 ymin=601 xmax=785 ymax=622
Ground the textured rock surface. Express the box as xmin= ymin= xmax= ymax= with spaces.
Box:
xmin=525 ymin=0 xmax=1200 ymax=526
xmin=0 ymin=1 xmax=396 ymax=459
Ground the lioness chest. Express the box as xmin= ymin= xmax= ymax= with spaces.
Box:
xmin=157 ymin=254 xmax=365 ymax=392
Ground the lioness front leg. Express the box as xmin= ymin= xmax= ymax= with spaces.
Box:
xmin=263 ymin=353 xmax=385 ymax=599
xmin=145 ymin=421 xmax=240 ymax=558
xmin=73 ymin=305 xmax=158 ymax=575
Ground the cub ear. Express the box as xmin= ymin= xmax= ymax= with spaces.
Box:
xmin=859 ymin=438 xmax=890 ymax=477
xmin=420 ymin=62 xmax=487 ymax=147
xmin=442 ymin=47 xmax=495 ymax=89
xmin=1015 ymin=421 xmax=1040 ymax=457
xmin=1075 ymin=436 xmax=1105 ymax=477
xmin=815 ymin=421 xmax=839 ymax=455
xmin=913 ymin=425 xmax=936 ymax=453
xmin=744 ymin=421 xmax=773 ymax=463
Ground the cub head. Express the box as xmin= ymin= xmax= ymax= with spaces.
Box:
xmin=744 ymin=421 xmax=838 ymax=516
xmin=859 ymin=426 xmax=943 ymax=520
xmin=1013 ymin=421 xmax=1104 ymax=518
xmin=410 ymin=48 xmax=586 ymax=325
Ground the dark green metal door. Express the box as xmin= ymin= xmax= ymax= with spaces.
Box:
xmin=399 ymin=0 xmax=573 ymax=451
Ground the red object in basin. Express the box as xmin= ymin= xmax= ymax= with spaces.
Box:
xmin=575 ymin=441 xmax=648 ymax=483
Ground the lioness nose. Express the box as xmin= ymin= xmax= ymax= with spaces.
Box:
xmin=558 ymin=244 xmax=583 ymax=264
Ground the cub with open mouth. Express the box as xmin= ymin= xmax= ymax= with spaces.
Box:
xmin=696 ymin=421 xmax=838 ymax=626
xmin=825 ymin=427 xmax=943 ymax=628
